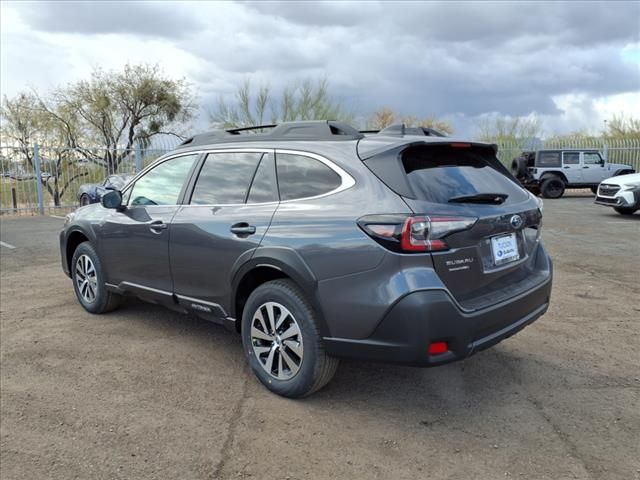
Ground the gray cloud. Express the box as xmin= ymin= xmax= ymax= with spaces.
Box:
xmin=15 ymin=0 xmax=203 ymax=38
xmin=2 ymin=0 xmax=639 ymax=136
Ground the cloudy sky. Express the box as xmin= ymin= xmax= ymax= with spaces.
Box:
xmin=1 ymin=0 xmax=639 ymax=137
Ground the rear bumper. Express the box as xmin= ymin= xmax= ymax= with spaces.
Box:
xmin=323 ymin=272 xmax=552 ymax=367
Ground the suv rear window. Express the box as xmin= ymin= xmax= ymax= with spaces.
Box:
xmin=401 ymin=145 xmax=528 ymax=204
xmin=537 ymin=151 xmax=561 ymax=167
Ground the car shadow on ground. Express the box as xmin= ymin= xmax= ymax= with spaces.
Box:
xmin=111 ymin=296 xmax=555 ymax=417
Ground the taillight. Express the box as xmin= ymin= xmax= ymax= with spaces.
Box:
xmin=358 ymin=215 xmax=476 ymax=253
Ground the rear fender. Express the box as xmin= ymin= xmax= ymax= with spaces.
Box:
xmin=540 ymin=171 xmax=567 ymax=184
xmin=230 ymin=247 xmax=330 ymax=336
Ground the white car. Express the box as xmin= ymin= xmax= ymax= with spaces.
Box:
xmin=594 ymin=172 xmax=640 ymax=215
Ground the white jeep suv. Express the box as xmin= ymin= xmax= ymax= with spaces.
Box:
xmin=595 ymin=172 xmax=640 ymax=215
xmin=512 ymin=149 xmax=634 ymax=199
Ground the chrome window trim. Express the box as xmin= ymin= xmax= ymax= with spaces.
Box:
xmin=175 ymin=147 xmax=356 ymax=208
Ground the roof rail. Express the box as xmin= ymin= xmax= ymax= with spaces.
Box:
xmin=226 ymin=124 xmax=277 ymax=134
xmin=178 ymin=120 xmax=365 ymax=147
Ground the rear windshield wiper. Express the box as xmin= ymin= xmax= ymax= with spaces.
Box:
xmin=448 ymin=193 xmax=508 ymax=204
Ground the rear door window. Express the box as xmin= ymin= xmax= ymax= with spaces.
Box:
xmin=562 ymin=152 xmax=580 ymax=165
xmin=276 ymin=153 xmax=342 ymax=201
xmin=190 ymin=152 xmax=263 ymax=205
xmin=401 ymin=145 xmax=528 ymax=204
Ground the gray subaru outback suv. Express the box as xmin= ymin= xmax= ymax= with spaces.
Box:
xmin=60 ymin=121 xmax=552 ymax=397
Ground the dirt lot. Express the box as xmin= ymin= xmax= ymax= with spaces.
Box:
xmin=1 ymin=195 xmax=639 ymax=480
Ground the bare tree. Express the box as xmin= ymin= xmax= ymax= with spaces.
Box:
xmin=0 ymin=93 xmax=88 ymax=205
xmin=475 ymin=115 xmax=542 ymax=143
xmin=604 ymin=114 xmax=640 ymax=139
xmin=368 ymin=108 xmax=454 ymax=134
xmin=210 ymin=78 xmax=351 ymax=128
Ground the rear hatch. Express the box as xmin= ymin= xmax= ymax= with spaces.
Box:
xmin=359 ymin=141 xmax=544 ymax=310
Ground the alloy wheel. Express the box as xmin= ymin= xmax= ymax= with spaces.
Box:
xmin=75 ymin=254 xmax=98 ymax=303
xmin=250 ymin=301 xmax=304 ymax=380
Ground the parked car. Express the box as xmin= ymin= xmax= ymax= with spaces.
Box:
xmin=77 ymin=174 xmax=133 ymax=206
xmin=60 ymin=121 xmax=552 ymax=397
xmin=511 ymin=149 xmax=634 ymax=199
xmin=594 ymin=172 xmax=640 ymax=215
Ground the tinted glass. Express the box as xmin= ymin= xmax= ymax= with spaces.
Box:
xmin=128 ymin=154 xmax=197 ymax=206
xmin=584 ymin=152 xmax=602 ymax=165
xmin=563 ymin=152 xmax=580 ymax=165
xmin=276 ymin=153 xmax=342 ymax=201
xmin=191 ymin=152 xmax=262 ymax=205
xmin=402 ymin=146 xmax=528 ymax=204
xmin=247 ymin=153 xmax=278 ymax=203
xmin=537 ymin=151 xmax=561 ymax=167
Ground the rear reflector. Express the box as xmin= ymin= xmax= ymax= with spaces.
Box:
xmin=428 ymin=341 xmax=448 ymax=355
xmin=450 ymin=143 xmax=471 ymax=148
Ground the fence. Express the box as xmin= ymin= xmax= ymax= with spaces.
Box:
xmin=1 ymin=137 xmax=639 ymax=216
xmin=0 ymin=143 xmax=175 ymax=216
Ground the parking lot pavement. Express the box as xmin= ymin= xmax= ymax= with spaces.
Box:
xmin=1 ymin=198 xmax=639 ymax=480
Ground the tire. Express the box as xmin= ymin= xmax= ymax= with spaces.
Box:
xmin=80 ymin=194 xmax=91 ymax=207
xmin=540 ymin=177 xmax=565 ymax=199
xmin=241 ymin=279 xmax=339 ymax=398
xmin=71 ymin=242 xmax=121 ymax=314
xmin=614 ymin=207 xmax=638 ymax=215
xmin=590 ymin=186 xmax=598 ymax=195
xmin=511 ymin=157 xmax=527 ymax=179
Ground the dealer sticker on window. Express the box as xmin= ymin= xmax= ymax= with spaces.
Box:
xmin=491 ymin=233 xmax=520 ymax=266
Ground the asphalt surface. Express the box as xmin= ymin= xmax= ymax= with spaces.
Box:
xmin=1 ymin=195 xmax=639 ymax=480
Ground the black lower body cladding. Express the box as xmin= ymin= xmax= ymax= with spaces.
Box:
xmin=322 ymin=267 xmax=552 ymax=367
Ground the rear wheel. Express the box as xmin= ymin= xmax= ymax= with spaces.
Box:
xmin=241 ymin=279 xmax=339 ymax=398
xmin=71 ymin=242 xmax=121 ymax=314
xmin=540 ymin=177 xmax=565 ymax=199
xmin=614 ymin=207 xmax=638 ymax=215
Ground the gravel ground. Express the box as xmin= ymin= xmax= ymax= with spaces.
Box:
xmin=1 ymin=194 xmax=639 ymax=480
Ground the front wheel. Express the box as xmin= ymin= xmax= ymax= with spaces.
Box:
xmin=241 ymin=279 xmax=339 ymax=398
xmin=540 ymin=177 xmax=565 ymax=199
xmin=590 ymin=186 xmax=598 ymax=195
xmin=71 ymin=242 xmax=121 ymax=314
xmin=614 ymin=207 xmax=638 ymax=215
xmin=79 ymin=194 xmax=91 ymax=206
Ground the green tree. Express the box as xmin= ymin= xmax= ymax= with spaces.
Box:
xmin=48 ymin=63 xmax=195 ymax=173
xmin=1 ymin=64 xmax=195 ymax=206
xmin=210 ymin=78 xmax=352 ymax=128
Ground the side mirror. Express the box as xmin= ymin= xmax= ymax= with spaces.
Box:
xmin=101 ymin=190 xmax=123 ymax=210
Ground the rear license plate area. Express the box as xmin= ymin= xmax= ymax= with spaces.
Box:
xmin=491 ymin=232 xmax=520 ymax=266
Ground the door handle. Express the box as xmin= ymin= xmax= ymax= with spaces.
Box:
xmin=230 ymin=222 xmax=256 ymax=236
xmin=563 ymin=166 xmax=570 ymax=169
xmin=149 ymin=220 xmax=168 ymax=233
xmin=583 ymin=166 xmax=589 ymax=169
